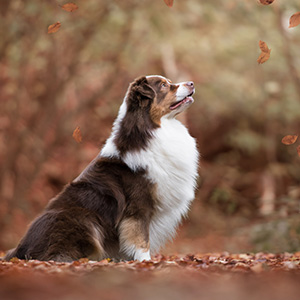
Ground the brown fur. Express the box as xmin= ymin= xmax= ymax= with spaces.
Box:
xmin=119 ymin=218 xmax=150 ymax=251
xmin=147 ymin=77 xmax=179 ymax=125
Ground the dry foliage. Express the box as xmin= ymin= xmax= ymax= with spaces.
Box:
xmin=257 ymin=40 xmax=271 ymax=64
xmin=281 ymin=135 xmax=300 ymax=157
xmin=72 ymin=126 xmax=82 ymax=143
xmin=163 ymin=0 xmax=174 ymax=8
xmin=281 ymin=135 xmax=298 ymax=145
xmin=259 ymin=0 xmax=275 ymax=5
xmin=289 ymin=12 xmax=300 ymax=28
xmin=60 ymin=3 xmax=79 ymax=12
xmin=1 ymin=252 xmax=300 ymax=274
xmin=47 ymin=22 xmax=61 ymax=34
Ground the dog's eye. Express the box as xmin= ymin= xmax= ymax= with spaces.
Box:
xmin=161 ymin=82 xmax=168 ymax=88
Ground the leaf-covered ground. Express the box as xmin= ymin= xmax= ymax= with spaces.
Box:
xmin=1 ymin=253 xmax=300 ymax=300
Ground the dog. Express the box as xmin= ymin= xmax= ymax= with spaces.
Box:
xmin=5 ymin=75 xmax=199 ymax=262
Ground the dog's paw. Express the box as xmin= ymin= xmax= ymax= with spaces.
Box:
xmin=134 ymin=249 xmax=151 ymax=262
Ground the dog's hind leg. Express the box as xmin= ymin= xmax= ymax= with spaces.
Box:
xmin=39 ymin=218 xmax=107 ymax=262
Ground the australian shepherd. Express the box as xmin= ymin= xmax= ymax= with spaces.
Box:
xmin=5 ymin=75 xmax=199 ymax=262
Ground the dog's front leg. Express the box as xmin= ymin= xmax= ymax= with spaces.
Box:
xmin=119 ymin=217 xmax=151 ymax=261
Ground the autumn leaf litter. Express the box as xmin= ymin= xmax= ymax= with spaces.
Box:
xmin=1 ymin=253 xmax=300 ymax=276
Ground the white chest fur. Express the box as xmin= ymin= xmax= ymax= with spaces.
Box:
xmin=123 ymin=117 xmax=199 ymax=253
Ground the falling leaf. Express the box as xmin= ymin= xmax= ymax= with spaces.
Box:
xmin=259 ymin=0 xmax=275 ymax=5
xmin=164 ymin=0 xmax=174 ymax=8
xmin=60 ymin=2 xmax=79 ymax=12
xmin=257 ymin=51 xmax=270 ymax=64
xmin=281 ymin=135 xmax=298 ymax=145
xmin=289 ymin=12 xmax=300 ymax=28
xmin=73 ymin=126 xmax=82 ymax=143
xmin=258 ymin=40 xmax=269 ymax=52
xmin=297 ymin=145 xmax=300 ymax=157
xmin=257 ymin=40 xmax=271 ymax=64
xmin=47 ymin=22 xmax=61 ymax=34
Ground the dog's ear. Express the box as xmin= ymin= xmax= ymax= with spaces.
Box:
xmin=128 ymin=76 xmax=156 ymax=108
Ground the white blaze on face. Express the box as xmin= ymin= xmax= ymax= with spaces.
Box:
xmin=167 ymin=81 xmax=195 ymax=116
xmin=176 ymin=82 xmax=194 ymax=101
xmin=146 ymin=75 xmax=170 ymax=82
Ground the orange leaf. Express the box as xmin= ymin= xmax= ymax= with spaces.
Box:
xmin=60 ymin=2 xmax=79 ymax=12
xmin=281 ymin=135 xmax=298 ymax=145
xmin=297 ymin=145 xmax=300 ymax=157
xmin=258 ymin=40 xmax=269 ymax=52
xmin=73 ymin=126 xmax=82 ymax=143
xmin=259 ymin=0 xmax=275 ymax=5
xmin=47 ymin=22 xmax=61 ymax=34
xmin=164 ymin=0 xmax=174 ymax=8
xmin=289 ymin=12 xmax=300 ymax=28
xmin=257 ymin=40 xmax=271 ymax=64
xmin=10 ymin=257 xmax=20 ymax=263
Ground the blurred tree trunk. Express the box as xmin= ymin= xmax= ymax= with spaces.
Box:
xmin=274 ymin=5 xmax=300 ymax=99
xmin=260 ymin=171 xmax=276 ymax=216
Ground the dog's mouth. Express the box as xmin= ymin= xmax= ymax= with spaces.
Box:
xmin=169 ymin=92 xmax=195 ymax=110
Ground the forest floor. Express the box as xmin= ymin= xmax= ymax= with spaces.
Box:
xmin=1 ymin=252 xmax=300 ymax=300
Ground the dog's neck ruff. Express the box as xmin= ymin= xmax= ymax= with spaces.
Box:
xmin=101 ymin=100 xmax=199 ymax=253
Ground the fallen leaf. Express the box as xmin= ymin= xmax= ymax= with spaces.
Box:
xmin=10 ymin=257 xmax=20 ymax=263
xmin=72 ymin=260 xmax=82 ymax=267
xmin=164 ymin=0 xmax=174 ymax=8
xmin=233 ymin=262 xmax=250 ymax=271
xmin=282 ymin=261 xmax=297 ymax=270
xmin=289 ymin=12 xmax=300 ymax=28
xmin=281 ymin=135 xmax=298 ymax=145
xmin=48 ymin=22 xmax=61 ymax=34
xmin=259 ymin=0 xmax=275 ymax=5
xmin=98 ymin=259 xmax=111 ymax=265
xmin=257 ymin=40 xmax=271 ymax=64
xmin=60 ymin=2 xmax=79 ymax=12
xmin=297 ymin=145 xmax=300 ymax=157
xmin=73 ymin=126 xmax=82 ymax=143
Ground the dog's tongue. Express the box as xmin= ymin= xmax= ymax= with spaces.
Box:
xmin=170 ymin=97 xmax=189 ymax=110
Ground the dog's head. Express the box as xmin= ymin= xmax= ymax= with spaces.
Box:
xmin=126 ymin=75 xmax=195 ymax=125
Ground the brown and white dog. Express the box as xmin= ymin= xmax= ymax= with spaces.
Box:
xmin=5 ymin=75 xmax=199 ymax=262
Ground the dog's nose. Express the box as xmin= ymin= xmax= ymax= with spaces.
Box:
xmin=185 ymin=81 xmax=194 ymax=88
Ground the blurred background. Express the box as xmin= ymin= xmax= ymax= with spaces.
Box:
xmin=1 ymin=0 xmax=300 ymax=254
